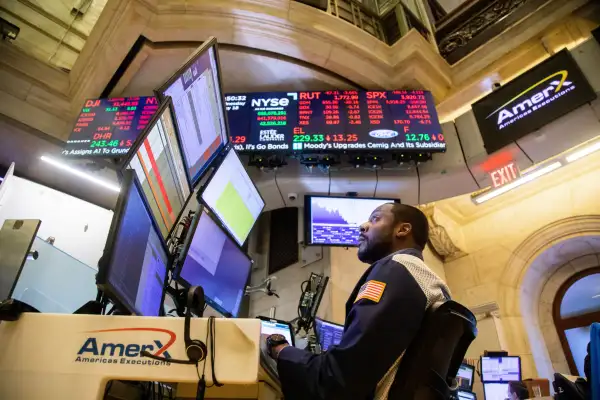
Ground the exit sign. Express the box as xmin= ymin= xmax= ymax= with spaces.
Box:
xmin=489 ymin=162 xmax=520 ymax=188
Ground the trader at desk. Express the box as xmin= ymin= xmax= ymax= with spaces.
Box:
xmin=266 ymin=203 xmax=451 ymax=400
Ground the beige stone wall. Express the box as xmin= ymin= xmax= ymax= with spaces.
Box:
xmin=442 ymin=149 xmax=600 ymax=380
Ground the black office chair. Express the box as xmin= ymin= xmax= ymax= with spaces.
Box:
xmin=387 ymin=300 xmax=478 ymax=399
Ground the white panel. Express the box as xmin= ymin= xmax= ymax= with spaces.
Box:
xmin=419 ymin=122 xmax=479 ymax=203
xmin=571 ymin=38 xmax=600 ymax=93
xmin=329 ymin=169 xmax=377 ymax=197
xmin=375 ymin=168 xmax=419 ymax=205
xmin=517 ymin=104 xmax=600 ymax=162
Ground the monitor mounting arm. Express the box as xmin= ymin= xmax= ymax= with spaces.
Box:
xmin=245 ymin=276 xmax=279 ymax=298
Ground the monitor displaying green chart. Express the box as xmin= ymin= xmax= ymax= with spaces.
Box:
xmin=200 ymin=148 xmax=265 ymax=245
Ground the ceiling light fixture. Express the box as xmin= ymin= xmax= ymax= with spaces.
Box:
xmin=40 ymin=156 xmax=120 ymax=192
xmin=473 ymin=161 xmax=562 ymax=204
xmin=565 ymin=140 xmax=600 ymax=163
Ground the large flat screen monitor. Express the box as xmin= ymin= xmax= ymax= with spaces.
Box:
xmin=97 ymin=171 xmax=169 ymax=316
xmin=483 ymin=382 xmax=509 ymax=400
xmin=156 ymin=37 xmax=230 ymax=186
xmin=481 ymin=356 xmax=521 ymax=382
xmin=314 ymin=317 xmax=344 ymax=351
xmin=121 ymin=98 xmax=191 ymax=238
xmin=200 ymin=147 xmax=265 ymax=246
xmin=177 ymin=209 xmax=252 ymax=317
xmin=304 ymin=195 xmax=399 ymax=246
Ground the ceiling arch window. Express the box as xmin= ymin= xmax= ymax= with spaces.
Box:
xmin=553 ymin=267 xmax=600 ymax=376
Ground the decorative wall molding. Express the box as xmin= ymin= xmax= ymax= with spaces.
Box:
xmin=421 ymin=204 xmax=467 ymax=262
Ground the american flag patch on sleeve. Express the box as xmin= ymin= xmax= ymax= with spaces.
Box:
xmin=354 ymin=280 xmax=386 ymax=303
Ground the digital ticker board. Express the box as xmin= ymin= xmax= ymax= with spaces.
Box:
xmin=62 ymin=96 xmax=159 ymax=158
xmin=225 ymin=90 xmax=445 ymax=153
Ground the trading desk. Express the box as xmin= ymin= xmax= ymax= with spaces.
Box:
xmin=0 ymin=313 xmax=282 ymax=399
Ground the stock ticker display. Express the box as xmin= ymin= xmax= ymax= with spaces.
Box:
xmin=225 ymin=90 xmax=445 ymax=153
xmin=62 ymin=97 xmax=159 ymax=158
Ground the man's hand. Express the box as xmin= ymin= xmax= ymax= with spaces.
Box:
xmin=266 ymin=334 xmax=289 ymax=359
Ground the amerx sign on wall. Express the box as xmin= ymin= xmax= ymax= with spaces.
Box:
xmin=472 ymin=50 xmax=596 ymax=155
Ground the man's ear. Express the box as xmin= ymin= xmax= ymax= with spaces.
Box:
xmin=395 ymin=222 xmax=412 ymax=238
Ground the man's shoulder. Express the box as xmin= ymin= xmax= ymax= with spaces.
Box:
xmin=388 ymin=253 xmax=452 ymax=308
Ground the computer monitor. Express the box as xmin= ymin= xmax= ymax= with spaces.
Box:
xmin=121 ymin=98 xmax=191 ymax=238
xmin=314 ymin=317 xmax=344 ymax=351
xmin=481 ymin=356 xmax=521 ymax=382
xmin=97 ymin=171 xmax=170 ymax=316
xmin=177 ymin=209 xmax=252 ymax=317
xmin=457 ymin=390 xmax=477 ymax=400
xmin=483 ymin=382 xmax=509 ymax=400
xmin=199 ymin=147 xmax=265 ymax=246
xmin=303 ymin=195 xmax=399 ymax=246
xmin=156 ymin=37 xmax=230 ymax=186
xmin=457 ymin=363 xmax=475 ymax=391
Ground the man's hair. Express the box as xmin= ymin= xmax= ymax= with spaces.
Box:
xmin=388 ymin=203 xmax=429 ymax=250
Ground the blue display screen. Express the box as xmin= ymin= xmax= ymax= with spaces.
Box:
xmin=481 ymin=356 xmax=521 ymax=382
xmin=315 ymin=318 xmax=344 ymax=351
xmin=179 ymin=211 xmax=252 ymax=317
xmin=305 ymin=196 xmax=397 ymax=246
xmin=225 ymin=90 xmax=445 ymax=153
xmin=107 ymin=180 xmax=168 ymax=316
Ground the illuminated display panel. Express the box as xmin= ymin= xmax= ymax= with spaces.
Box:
xmin=304 ymin=195 xmax=398 ymax=246
xmin=63 ymin=96 xmax=159 ymax=158
xmin=122 ymin=99 xmax=191 ymax=239
xmin=225 ymin=90 xmax=445 ymax=153
xmin=157 ymin=39 xmax=229 ymax=186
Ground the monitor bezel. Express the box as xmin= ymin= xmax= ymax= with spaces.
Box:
xmin=97 ymin=170 xmax=171 ymax=316
xmin=197 ymin=146 xmax=266 ymax=247
xmin=154 ymin=37 xmax=231 ymax=187
xmin=480 ymin=355 xmax=522 ymax=383
xmin=175 ymin=205 xmax=253 ymax=318
xmin=314 ymin=316 xmax=344 ymax=351
xmin=303 ymin=194 xmax=401 ymax=247
xmin=117 ymin=97 xmax=193 ymax=239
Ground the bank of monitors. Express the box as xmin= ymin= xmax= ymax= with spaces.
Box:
xmin=177 ymin=209 xmax=252 ymax=317
xmin=314 ymin=317 xmax=344 ymax=351
xmin=481 ymin=356 xmax=521 ymax=382
xmin=156 ymin=37 xmax=230 ymax=186
xmin=97 ymin=171 xmax=169 ymax=316
xmin=304 ymin=195 xmax=399 ymax=246
xmin=200 ymin=147 xmax=265 ymax=246
xmin=121 ymin=98 xmax=191 ymax=238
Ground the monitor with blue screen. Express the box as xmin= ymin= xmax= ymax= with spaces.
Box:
xmin=481 ymin=356 xmax=521 ymax=382
xmin=457 ymin=390 xmax=477 ymax=400
xmin=304 ymin=195 xmax=399 ymax=246
xmin=314 ymin=317 xmax=344 ymax=351
xmin=97 ymin=171 xmax=169 ymax=316
xmin=457 ymin=363 xmax=475 ymax=391
xmin=177 ymin=209 xmax=252 ymax=317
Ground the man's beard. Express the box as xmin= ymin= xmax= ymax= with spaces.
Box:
xmin=357 ymin=236 xmax=393 ymax=264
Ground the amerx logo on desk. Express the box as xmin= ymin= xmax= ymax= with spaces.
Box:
xmin=75 ymin=328 xmax=175 ymax=366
